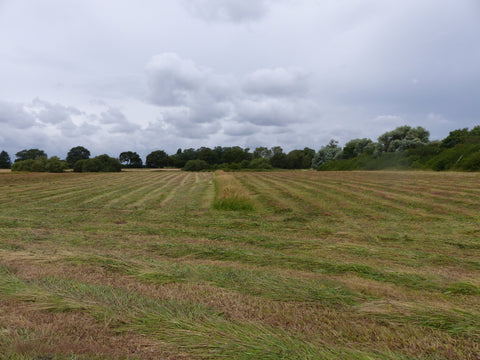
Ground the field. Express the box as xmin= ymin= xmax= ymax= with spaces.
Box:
xmin=0 ymin=170 xmax=479 ymax=359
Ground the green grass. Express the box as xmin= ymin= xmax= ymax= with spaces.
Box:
xmin=1 ymin=170 xmax=480 ymax=359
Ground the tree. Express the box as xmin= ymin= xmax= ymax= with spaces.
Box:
xmin=378 ymin=126 xmax=429 ymax=153
xmin=146 ymin=150 xmax=170 ymax=168
xmin=198 ymin=147 xmax=218 ymax=165
xmin=253 ymin=147 xmax=272 ymax=159
xmin=270 ymin=146 xmax=287 ymax=168
xmin=221 ymin=147 xmax=251 ymax=164
xmin=311 ymin=140 xmax=342 ymax=168
xmin=119 ymin=151 xmax=143 ymax=168
xmin=15 ymin=149 xmax=47 ymax=162
xmin=286 ymin=148 xmax=315 ymax=169
xmin=66 ymin=146 xmax=90 ymax=167
xmin=0 ymin=151 xmax=11 ymax=168
xmin=342 ymin=138 xmax=374 ymax=159
xmin=441 ymin=127 xmax=480 ymax=148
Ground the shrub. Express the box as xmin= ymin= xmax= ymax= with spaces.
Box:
xmin=75 ymin=155 xmax=122 ymax=172
xmin=461 ymin=151 xmax=480 ymax=171
xmin=73 ymin=159 xmax=87 ymax=172
xmin=46 ymin=156 xmax=68 ymax=173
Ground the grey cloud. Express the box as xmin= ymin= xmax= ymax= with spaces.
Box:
xmin=236 ymin=98 xmax=315 ymax=127
xmin=223 ymin=121 xmax=258 ymax=137
xmin=146 ymin=53 xmax=206 ymax=106
xmin=31 ymin=98 xmax=82 ymax=125
xmin=243 ymin=68 xmax=309 ymax=97
xmin=0 ymin=100 xmax=36 ymax=129
xmin=145 ymin=53 xmax=320 ymax=140
xmin=98 ymin=107 xmax=141 ymax=133
xmin=155 ymin=107 xmax=221 ymax=139
xmin=58 ymin=120 xmax=101 ymax=138
xmin=182 ymin=0 xmax=273 ymax=23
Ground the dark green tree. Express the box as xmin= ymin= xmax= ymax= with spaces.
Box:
xmin=119 ymin=151 xmax=143 ymax=168
xmin=15 ymin=149 xmax=47 ymax=162
xmin=221 ymin=147 xmax=251 ymax=164
xmin=146 ymin=150 xmax=170 ymax=168
xmin=253 ymin=147 xmax=272 ymax=159
xmin=198 ymin=147 xmax=218 ymax=165
xmin=0 ymin=150 xmax=11 ymax=168
xmin=183 ymin=159 xmax=210 ymax=171
xmin=66 ymin=146 xmax=90 ymax=167
xmin=286 ymin=148 xmax=315 ymax=169
xmin=270 ymin=146 xmax=288 ymax=168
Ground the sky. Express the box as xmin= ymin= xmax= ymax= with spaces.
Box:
xmin=1 ymin=0 xmax=479 ymax=159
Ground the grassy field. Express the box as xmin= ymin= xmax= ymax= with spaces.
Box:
xmin=0 ymin=169 xmax=479 ymax=359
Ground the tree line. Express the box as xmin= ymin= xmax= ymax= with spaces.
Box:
xmin=1 ymin=125 xmax=479 ymax=172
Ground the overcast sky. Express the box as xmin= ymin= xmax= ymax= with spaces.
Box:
xmin=1 ymin=0 xmax=479 ymax=159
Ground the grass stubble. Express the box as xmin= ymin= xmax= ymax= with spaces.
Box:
xmin=0 ymin=170 xmax=479 ymax=359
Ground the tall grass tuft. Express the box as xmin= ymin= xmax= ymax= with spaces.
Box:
xmin=213 ymin=171 xmax=254 ymax=211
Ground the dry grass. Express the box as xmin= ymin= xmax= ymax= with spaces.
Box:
xmin=1 ymin=170 xmax=480 ymax=359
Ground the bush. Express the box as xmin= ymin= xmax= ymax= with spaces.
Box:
xmin=183 ymin=159 xmax=210 ymax=171
xmin=73 ymin=159 xmax=87 ymax=172
xmin=46 ymin=156 xmax=68 ymax=173
xmin=461 ymin=151 xmax=480 ymax=171
xmin=11 ymin=156 xmax=67 ymax=173
xmin=11 ymin=159 xmax=36 ymax=171
xmin=75 ymin=155 xmax=122 ymax=172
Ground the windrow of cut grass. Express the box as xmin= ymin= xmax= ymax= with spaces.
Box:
xmin=1 ymin=169 xmax=480 ymax=359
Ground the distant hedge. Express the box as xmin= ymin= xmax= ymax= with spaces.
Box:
xmin=73 ymin=155 xmax=122 ymax=172
xmin=11 ymin=156 xmax=68 ymax=173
